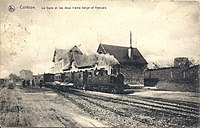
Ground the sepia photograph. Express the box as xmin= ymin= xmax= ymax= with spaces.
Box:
xmin=0 ymin=0 xmax=200 ymax=127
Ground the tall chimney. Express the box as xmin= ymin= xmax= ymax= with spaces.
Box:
xmin=130 ymin=31 xmax=132 ymax=48
xmin=128 ymin=31 xmax=133 ymax=58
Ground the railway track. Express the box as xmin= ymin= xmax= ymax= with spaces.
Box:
xmin=61 ymin=91 xmax=149 ymax=127
xmin=127 ymin=95 xmax=199 ymax=109
xmin=17 ymin=85 xmax=198 ymax=127
xmin=59 ymin=88 xmax=199 ymax=127
xmin=71 ymin=89 xmax=199 ymax=117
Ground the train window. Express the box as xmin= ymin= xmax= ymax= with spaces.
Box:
xmin=94 ymin=70 xmax=99 ymax=76
xmin=105 ymin=70 xmax=108 ymax=75
xmin=79 ymin=74 xmax=82 ymax=78
xmin=100 ymin=70 xmax=104 ymax=76
xmin=88 ymin=72 xmax=92 ymax=77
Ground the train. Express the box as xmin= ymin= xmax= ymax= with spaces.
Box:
xmin=33 ymin=73 xmax=55 ymax=87
xmin=33 ymin=68 xmax=127 ymax=93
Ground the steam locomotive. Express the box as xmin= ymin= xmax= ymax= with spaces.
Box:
xmin=33 ymin=68 xmax=127 ymax=93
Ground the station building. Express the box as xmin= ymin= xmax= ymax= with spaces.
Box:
xmin=97 ymin=32 xmax=147 ymax=85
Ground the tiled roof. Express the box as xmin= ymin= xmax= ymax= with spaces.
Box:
xmin=97 ymin=44 xmax=148 ymax=65
xmin=52 ymin=49 xmax=69 ymax=62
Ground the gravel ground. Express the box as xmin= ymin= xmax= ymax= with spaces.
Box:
xmin=0 ymin=82 xmax=199 ymax=127
xmin=62 ymin=89 xmax=199 ymax=128
xmin=0 ymin=83 xmax=105 ymax=127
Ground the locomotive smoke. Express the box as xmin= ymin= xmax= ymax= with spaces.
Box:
xmin=75 ymin=53 xmax=119 ymax=68
xmin=97 ymin=53 xmax=119 ymax=65
xmin=84 ymin=53 xmax=119 ymax=66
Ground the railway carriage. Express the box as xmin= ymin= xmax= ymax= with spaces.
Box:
xmin=54 ymin=73 xmax=72 ymax=91
xmin=33 ymin=67 xmax=126 ymax=93
xmin=64 ymin=72 xmax=74 ymax=83
xmin=34 ymin=73 xmax=55 ymax=87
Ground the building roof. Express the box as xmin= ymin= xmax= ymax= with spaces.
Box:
xmin=75 ymin=44 xmax=93 ymax=55
xmin=97 ymin=44 xmax=147 ymax=65
xmin=52 ymin=49 xmax=68 ymax=62
xmin=52 ymin=45 xmax=91 ymax=63
xmin=52 ymin=46 xmax=79 ymax=63
xmin=62 ymin=53 xmax=98 ymax=71
xmin=69 ymin=45 xmax=83 ymax=55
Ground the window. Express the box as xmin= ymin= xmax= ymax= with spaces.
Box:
xmin=105 ymin=70 xmax=108 ymax=75
xmin=170 ymin=71 xmax=173 ymax=79
xmin=79 ymin=74 xmax=82 ymax=78
xmin=94 ymin=70 xmax=99 ymax=76
xmin=94 ymin=69 xmax=107 ymax=76
xmin=111 ymin=68 xmax=116 ymax=74
xmin=88 ymin=72 xmax=92 ymax=77
xmin=183 ymin=71 xmax=186 ymax=78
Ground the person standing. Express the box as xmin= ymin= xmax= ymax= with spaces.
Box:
xmin=32 ymin=79 xmax=35 ymax=86
xmin=22 ymin=80 xmax=25 ymax=87
xmin=39 ymin=80 xmax=43 ymax=88
xmin=27 ymin=80 xmax=30 ymax=86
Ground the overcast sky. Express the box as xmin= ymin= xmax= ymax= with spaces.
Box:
xmin=0 ymin=1 xmax=200 ymax=77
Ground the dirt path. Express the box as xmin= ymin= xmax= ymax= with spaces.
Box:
xmin=0 ymin=84 xmax=106 ymax=127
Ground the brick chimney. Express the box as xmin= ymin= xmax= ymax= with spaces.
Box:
xmin=128 ymin=31 xmax=133 ymax=58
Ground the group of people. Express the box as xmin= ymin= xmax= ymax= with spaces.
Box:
xmin=22 ymin=79 xmax=34 ymax=87
xmin=22 ymin=79 xmax=43 ymax=88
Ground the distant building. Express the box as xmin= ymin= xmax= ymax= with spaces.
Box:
xmin=97 ymin=32 xmax=148 ymax=84
xmin=20 ymin=69 xmax=33 ymax=80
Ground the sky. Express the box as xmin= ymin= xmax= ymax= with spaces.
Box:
xmin=0 ymin=1 xmax=200 ymax=77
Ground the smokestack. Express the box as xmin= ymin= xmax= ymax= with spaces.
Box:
xmin=130 ymin=31 xmax=132 ymax=48
xmin=128 ymin=31 xmax=133 ymax=58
